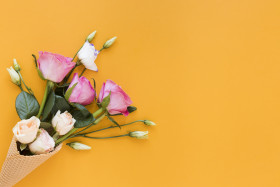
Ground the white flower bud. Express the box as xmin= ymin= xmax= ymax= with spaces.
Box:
xmin=103 ymin=36 xmax=117 ymax=49
xmin=67 ymin=142 xmax=91 ymax=150
xmin=129 ymin=131 xmax=148 ymax=139
xmin=7 ymin=66 xmax=21 ymax=85
xmin=86 ymin=30 xmax=97 ymax=42
xmin=144 ymin=120 xmax=156 ymax=126
xmin=13 ymin=59 xmax=21 ymax=71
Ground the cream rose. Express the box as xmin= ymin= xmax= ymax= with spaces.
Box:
xmin=12 ymin=116 xmax=40 ymax=144
xmin=52 ymin=110 xmax=76 ymax=135
xmin=29 ymin=129 xmax=55 ymax=155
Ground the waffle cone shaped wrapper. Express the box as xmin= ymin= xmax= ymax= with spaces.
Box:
xmin=0 ymin=136 xmax=62 ymax=187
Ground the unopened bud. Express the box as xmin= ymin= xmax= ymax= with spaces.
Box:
xmin=86 ymin=30 xmax=97 ymax=42
xmin=144 ymin=120 xmax=156 ymax=126
xmin=129 ymin=131 xmax=148 ymax=139
xmin=7 ymin=67 xmax=21 ymax=85
xmin=13 ymin=59 xmax=21 ymax=71
xmin=67 ymin=142 xmax=91 ymax=150
xmin=103 ymin=36 xmax=117 ymax=49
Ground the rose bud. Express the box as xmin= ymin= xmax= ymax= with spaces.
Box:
xmin=144 ymin=120 xmax=156 ymax=126
xmin=7 ymin=66 xmax=21 ymax=86
xmin=86 ymin=30 xmax=97 ymax=42
xmin=98 ymin=80 xmax=132 ymax=116
xmin=67 ymin=73 xmax=95 ymax=105
xmin=29 ymin=129 xmax=55 ymax=155
xmin=129 ymin=131 xmax=149 ymax=139
xmin=52 ymin=110 xmax=76 ymax=135
xmin=13 ymin=116 xmax=40 ymax=144
xmin=103 ymin=36 xmax=117 ymax=49
xmin=77 ymin=41 xmax=99 ymax=71
xmin=37 ymin=51 xmax=75 ymax=83
xmin=67 ymin=142 xmax=91 ymax=150
xmin=13 ymin=59 xmax=21 ymax=71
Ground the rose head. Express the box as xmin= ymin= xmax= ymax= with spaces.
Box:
xmin=98 ymin=80 xmax=132 ymax=116
xmin=67 ymin=73 xmax=95 ymax=105
xmin=28 ymin=128 xmax=55 ymax=155
xmin=52 ymin=110 xmax=76 ymax=135
xmin=38 ymin=51 xmax=75 ymax=83
xmin=77 ymin=41 xmax=99 ymax=71
xmin=13 ymin=116 xmax=40 ymax=144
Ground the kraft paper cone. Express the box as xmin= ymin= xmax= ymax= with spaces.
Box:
xmin=0 ymin=136 xmax=62 ymax=187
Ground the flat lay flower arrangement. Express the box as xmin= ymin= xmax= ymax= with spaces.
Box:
xmin=0 ymin=31 xmax=155 ymax=186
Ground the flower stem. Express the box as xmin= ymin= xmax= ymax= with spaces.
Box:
xmin=93 ymin=108 xmax=104 ymax=118
xmin=55 ymin=128 xmax=77 ymax=145
xmin=79 ymin=67 xmax=86 ymax=77
xmin=82 ymin=134 xmax=129 ymax=139
xmin=77 ymin=120 xmax=145 ymax=136
xmin=18 ymin=72 xmax=33 ymax=95
xmin=55 ymin=111 xmax=106 ymax=144
xmin=36 ymin=81 xmax=53 ymax=118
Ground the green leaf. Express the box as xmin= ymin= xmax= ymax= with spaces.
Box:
xmin=40 ymin=122 xmax=55 ymax=135
xmin=64 ymin=83 xmax=78 ymax=101
xmin=51 ymin=95 xmax=71 ymax=115
xmin=72 ymin=103 xmax=93 ymax=116
xmin=101 ymin=92 xmax=111 ymax=109
xmin=72 ymin=110 xmax=95 ymax=128
xmin=41 ymin=90 xmax=55 ymax=121
xmin=71 ymin=103 xmax=95 ymax=128
xmin=106 ymin=114 xmax=121 ymax=129
xmin=20 ymin=143 xmax=27 ymax=151
xmin=110 ymin=106 xmax=137 ymax=116
xmin=16 ymin=91 xmax=40 ymax=119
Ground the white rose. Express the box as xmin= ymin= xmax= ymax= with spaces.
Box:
xmin=13 ymin=116 xmax=40 ymax=144
xmin=29 ymin=129 xmax=55 ymax=155
xmin=77 ymin=41 xmax=99 ymax=71
xmin=52 ymin=110 xmax=76 ymax=135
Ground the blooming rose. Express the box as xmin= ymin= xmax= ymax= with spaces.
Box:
xmin=29 ymin=129 xmax=55 ymax=155
xmin=13 ymin=116 xmax=40 ymax=144
xmin=38 ymin=51 xmax=75 ymax=83
xmin=67 ymin=73 xmax=95 ymax=105
xmin=98 ymin=80 xmax=132 ymax=116
xmin=52 ymin=110 xmax=76 ymax=135
xmin=77 ymin=41 xmax=99 ymax=71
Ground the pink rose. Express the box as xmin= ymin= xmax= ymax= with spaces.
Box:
xmin=28 ymin=129 xmax=55 ymax=155
xmin=98 ymin=80 xmax=132 ymax=116
xmin=38 ymin=51 xmax=75 ymax=83
xmin=67 ymin=73 xmax=95 ymax=105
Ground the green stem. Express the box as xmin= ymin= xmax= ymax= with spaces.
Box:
xmin=78 ymin=120 xmax=145 ymax=136
xmin=93 ymin=108 xmax=104 ymax=118
xmin=79 ymin=67 xmax=86 ymax=77
xmin=99 ymin=47 xmax=104 ymax=52
xmin=18 ymin=72 xmax=33 ymax=95
xmin=55 ymin=128 xmax=77 ymax=145
xmin=82 ymin=134 xmax=129 ymax=139
xmin=36 ymin=81 xmax=52 ymax=118
xmin=55 ymin=112 xmax=106 ymax=144
xmin=19 ymin=84 xmax=23 ymax=91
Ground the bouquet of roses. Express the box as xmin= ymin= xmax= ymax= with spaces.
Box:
xmin=0 ymin=31 xmax=155 ymax=187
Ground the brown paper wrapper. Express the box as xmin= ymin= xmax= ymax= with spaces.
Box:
xmin=0 ymin=136 xmax=62 ymax=187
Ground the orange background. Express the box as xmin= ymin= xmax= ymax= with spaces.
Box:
xmin=1 ymin=0 xmax=280 ymax=186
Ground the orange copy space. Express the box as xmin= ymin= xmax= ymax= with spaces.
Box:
xmin=1 ymin=0 xmax=280 ymax=186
